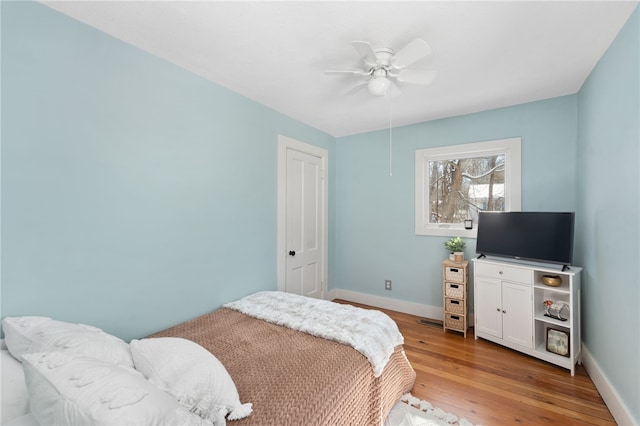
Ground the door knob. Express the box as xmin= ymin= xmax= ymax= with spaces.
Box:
xmin=289 ymin=250 xmax=296 ymax=256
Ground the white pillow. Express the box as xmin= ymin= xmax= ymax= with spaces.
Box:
xmin=1 ymin=349 xmax=30 ymax=423
xmin=2 ymin=413 xmax=40 ymax=426
xmin=21 ymin=352 xmax=212 ymax=426
xmin=2 ymin=316 xmax=133 ymax=368
xmin=130 ymin=337 xmax=252 ymax=424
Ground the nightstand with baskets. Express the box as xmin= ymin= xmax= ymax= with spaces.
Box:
xmin=442 ymin=259 xmax=469 ymax=337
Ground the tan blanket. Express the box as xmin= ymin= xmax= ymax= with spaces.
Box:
xmin=150 ymin=307 xmax=415 ymax=425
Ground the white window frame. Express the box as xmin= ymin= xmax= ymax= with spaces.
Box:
xmin=415 ymin=137 xmax=522 ymax=238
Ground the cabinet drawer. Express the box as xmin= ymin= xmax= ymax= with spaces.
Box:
xmin=445 ymin=313 xmax=465 ymax=330
xmin=445 ymin=282 xmax=465 ymax=298
xmin=474 ymin=261 xmax=532 ymax=284
xmin=445 ymin=266 xmax=465 ymax=282
xmin=445 ymin=297 xmax=465 ymax=314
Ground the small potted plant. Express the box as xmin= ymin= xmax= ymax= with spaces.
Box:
xmin=444 ymin=237 xmax=466 ymax=262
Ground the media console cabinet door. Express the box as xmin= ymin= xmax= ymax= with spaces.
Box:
xmin=474 ymin=277 xmax=503 ymax=338
xmin=501 ymin=282 xmax=533 ymax=348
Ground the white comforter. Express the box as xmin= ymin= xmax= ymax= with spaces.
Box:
xmin=224 ymin=291 xmax=404 ymax=377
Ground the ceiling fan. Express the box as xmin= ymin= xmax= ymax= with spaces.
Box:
xmin=325 ymin=38 xmax=437 ymax=97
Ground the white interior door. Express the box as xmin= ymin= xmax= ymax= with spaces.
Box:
xmin=277 ymin=136 xmax=327 ymax=299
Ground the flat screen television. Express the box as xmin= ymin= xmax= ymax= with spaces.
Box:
xmin=476 ymin=211 xmax=575 ymax=266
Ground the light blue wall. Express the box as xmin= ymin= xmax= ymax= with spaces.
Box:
xmin=576 ymin=6 xmax=639 ymax=422
xmin=3 ymin=1 xmax=639 ymax=420
xmin=333 ymin=96 xmax=577 ymax=308
xmin=1 ymin=2 xmax=335 ymax=341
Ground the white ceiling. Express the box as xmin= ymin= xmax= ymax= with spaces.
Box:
xmin=42 ymin=1 xmax=637 ymax=138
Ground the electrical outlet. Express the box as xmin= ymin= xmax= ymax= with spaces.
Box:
xmin=385 ymin=280 xmax=392 ymax=290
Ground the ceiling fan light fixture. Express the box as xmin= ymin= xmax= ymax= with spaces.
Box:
xmin=326 ymin=38 xmax=434 ymax=97
xmin=368 ymin=69 xmax=391 ymax=96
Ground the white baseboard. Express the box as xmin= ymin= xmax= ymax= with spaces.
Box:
xmin=581 ymin=344 xmax=637 ymax=426
xmin=327 ymin=288 xmax=442 ymax=319
xmin=326 ymin=288 xmax=474 ymax=324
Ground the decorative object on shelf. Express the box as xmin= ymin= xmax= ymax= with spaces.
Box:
xmin=444 ymin=237 xmax=466 ymax=262
xmin=542 ymin=274 xmax=562 ymax=287
xmin=543 ymin=300 xmax=569 ymax=321
xmin=546 ymin=328 xmax=570 ymax=357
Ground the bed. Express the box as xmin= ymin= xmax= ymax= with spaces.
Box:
xmin=1 ymin=291 xmax=416 ymax=425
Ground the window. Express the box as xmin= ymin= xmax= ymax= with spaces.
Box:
xmin=415 ymin=138 xmax=521 ymax=237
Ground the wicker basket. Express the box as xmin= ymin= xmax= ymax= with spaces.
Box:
xmin=445 ymin=298 xmax=464 ymax=314
xmin=445 ymin=282 xmax=464 ymax=298
xmin=445 ymin=267 xmax=464 ymax=282
xmin=445 ymin=313 xmax=464 ymax=330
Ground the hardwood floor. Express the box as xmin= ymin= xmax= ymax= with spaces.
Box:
xmin=336 ymin=300 xmax=616 ymax=425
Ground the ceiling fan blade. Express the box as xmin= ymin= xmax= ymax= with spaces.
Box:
xmin=351 ymin=41 xmax=378 ymax=66
xmin=396 ymin=69 xmax=437 ymax=85
xmin=390 ymin=81 xmax=402 ymax=97
xmin=344 ymin=80 xmax=369 ymax=95
xmin=391 ymin=38 xmax=432 ymax=69
xmin=325 ymin=68 xmax=370 ymax=77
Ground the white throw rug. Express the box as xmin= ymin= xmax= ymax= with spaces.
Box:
xmin=385 ymin=394 xmax=475 ymax=426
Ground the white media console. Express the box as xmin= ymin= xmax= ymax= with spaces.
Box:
xmin=472 ymin=257 xmax=582 ymax=375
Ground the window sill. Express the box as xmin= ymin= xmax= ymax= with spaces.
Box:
xmin=415 ymin=226 xmax=478 ymax=238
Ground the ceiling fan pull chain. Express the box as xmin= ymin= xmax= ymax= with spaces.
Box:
xmin=389 ymin=88 xmax=393 ymax=177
